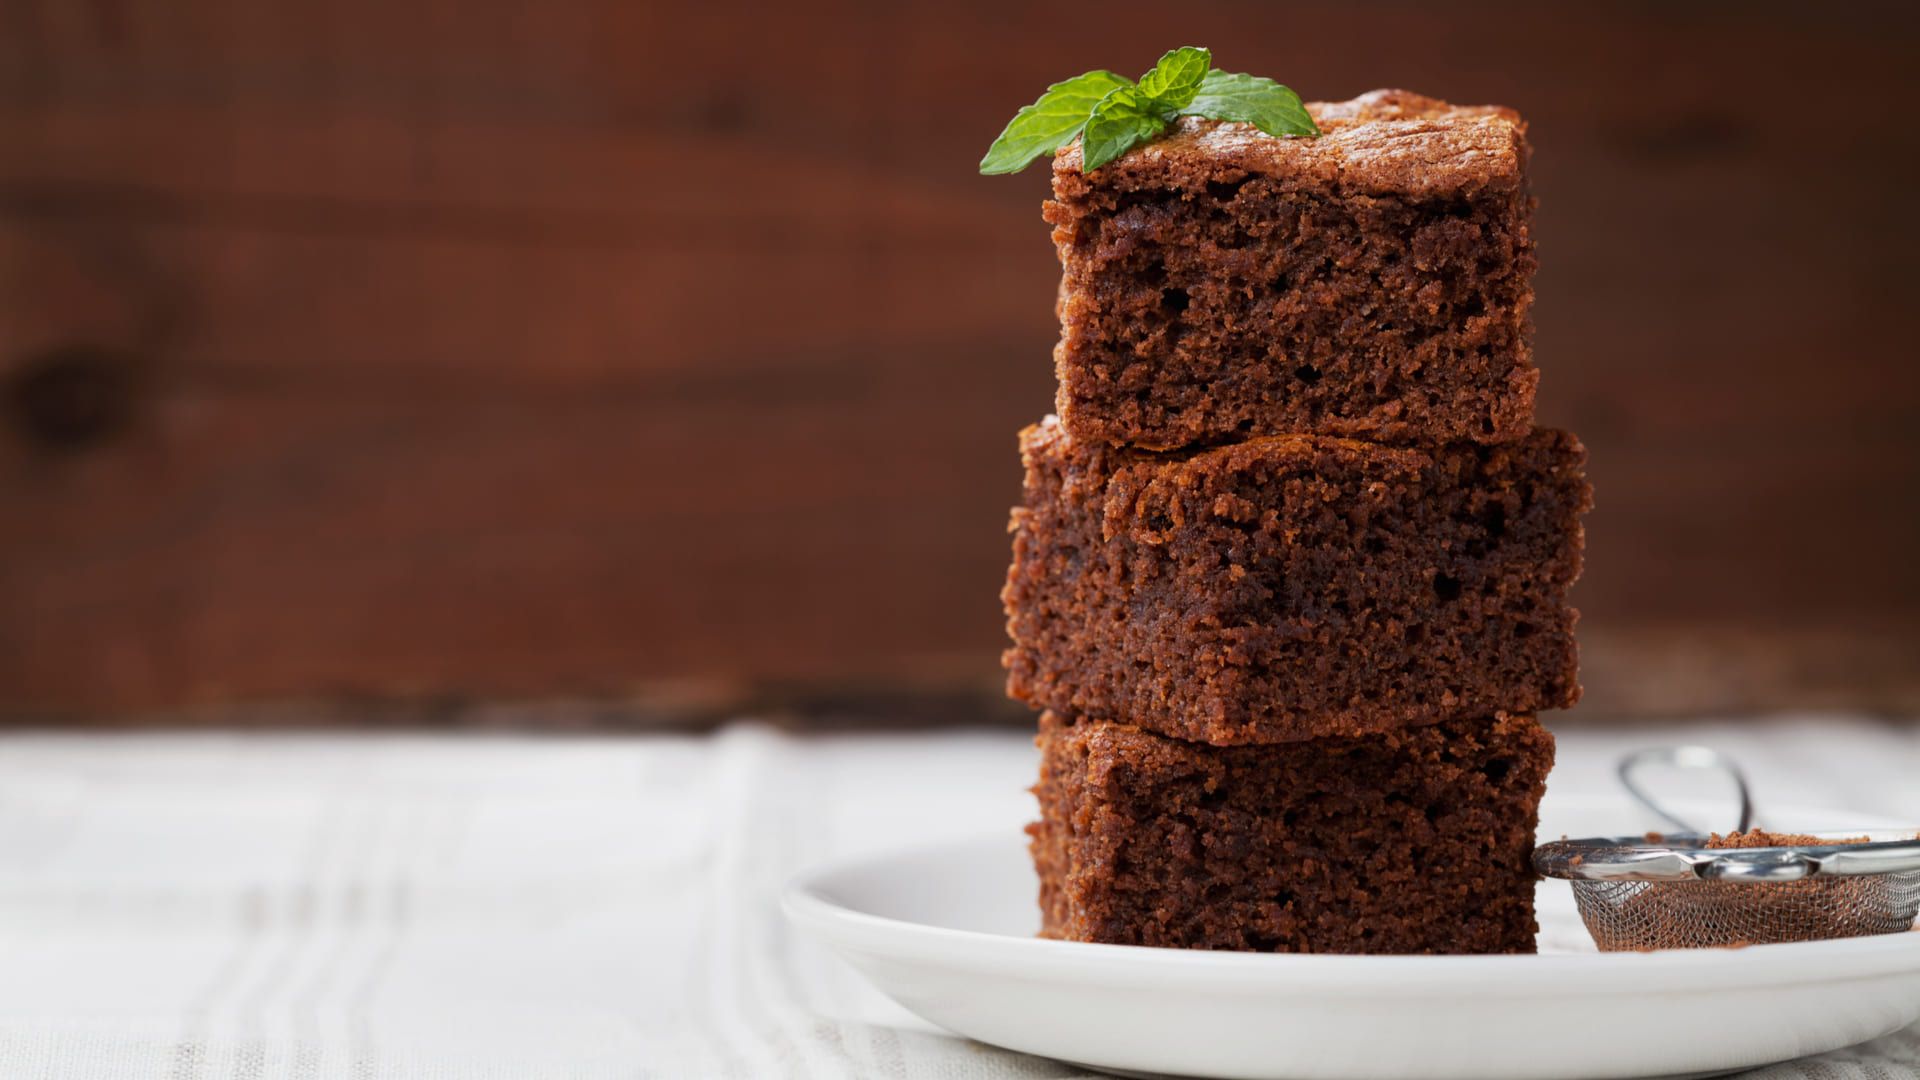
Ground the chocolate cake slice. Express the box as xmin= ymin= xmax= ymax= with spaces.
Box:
xmin=1031 ymin=710 xmax=1553 ymax=953
xmin=1003 ymin=417 xmax=1588 ymax=745
xmin=1048 ymin=89 xmax=1536 ymax=451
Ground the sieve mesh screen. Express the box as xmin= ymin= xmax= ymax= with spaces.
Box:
xmin=1570 ymin=871 xmax=1920 ymax=951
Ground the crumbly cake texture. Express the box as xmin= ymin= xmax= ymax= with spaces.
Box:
xmin=1048 ymin=89 xmax=1537 ymax=451
xmin=1030 ymin=710 xmax=1554 ymax=953
xmin=1003 ymin=417 xmax=1589 ymax=745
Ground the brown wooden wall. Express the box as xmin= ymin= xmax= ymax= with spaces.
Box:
xmin=2 ymin=2 xmax=1917 ymax=720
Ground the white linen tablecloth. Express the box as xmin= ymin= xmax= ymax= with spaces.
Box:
xmin=0 ymin=716 xmax=1915 ymax=1079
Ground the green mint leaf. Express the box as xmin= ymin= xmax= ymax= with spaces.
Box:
xmin=981 ymin=52 xmax=1320 ymax=178
xmin=1181 ymin=69 xmax=1320 ymax=138
xmin=979 ymin=69 xmax=1132 ymax=175
xmin=1080 ymin=84 xmax=1167 ymax=172
xmin=1134 ymin=46 xmax=1211 ymax=112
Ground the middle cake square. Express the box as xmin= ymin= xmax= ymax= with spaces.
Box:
xmin=1004 ymin=416 xmax=1591 ymax=745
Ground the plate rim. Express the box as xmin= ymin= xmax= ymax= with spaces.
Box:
xmin=783 ymin=795 xmax=1920 ymax=997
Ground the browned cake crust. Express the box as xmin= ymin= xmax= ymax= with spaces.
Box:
xmin=1048 ymin=89 xmax=1536 ymax=451
xmin=1004 ymin=418 xmax=1588 ymax=744
xmin=1030 ymin=711 xmax=1553 ymax=953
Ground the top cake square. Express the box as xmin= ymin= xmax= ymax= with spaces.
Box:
xmin=1047 ymin=89 xmax=1537 ymax=451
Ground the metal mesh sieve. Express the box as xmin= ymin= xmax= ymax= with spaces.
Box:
xmin=1534 ymin=747 xmax=1920 ymax=952
xmin=1550 ymin=846 xmax=1920 ymax=951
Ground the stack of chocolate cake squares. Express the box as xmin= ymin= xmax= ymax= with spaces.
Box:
xmin=1004 ymin=90 xmax=1592 ymax=954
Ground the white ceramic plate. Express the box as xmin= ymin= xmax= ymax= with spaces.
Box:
xmin=783 ymin=794 xmax=1920 ymax=1080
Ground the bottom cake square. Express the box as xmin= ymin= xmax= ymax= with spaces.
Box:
xmin=1030 ymin=711 xmax=1553 ymax=954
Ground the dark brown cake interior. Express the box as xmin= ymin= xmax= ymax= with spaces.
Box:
xmin=1004 ymin=419 xmax=1589 ymax=744
xmin=1048 ymin=92 xmax=1535 ymax=451
xmin=1031 ymin=711 xmax=1553 ymax=953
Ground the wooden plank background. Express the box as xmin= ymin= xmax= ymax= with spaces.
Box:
xmin=1 ymin=1 xmax=1916 ymax=721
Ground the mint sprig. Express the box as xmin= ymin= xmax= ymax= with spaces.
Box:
xmin=978 ymin=70 xmax=1131 ymax=176
xmin=1081 ymin=85 xmax=1166 ymax=176
xmin=1184 ymin=70 xmax=1319 ymax=140
xmin=980 ymin=47 xmax=1319 ymax=176
xmin=1133 ymin=45 xmax=1210 ymax=109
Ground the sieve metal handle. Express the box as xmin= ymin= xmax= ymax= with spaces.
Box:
xmin=1616 ymin=746 xmax=1754 ymax=835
